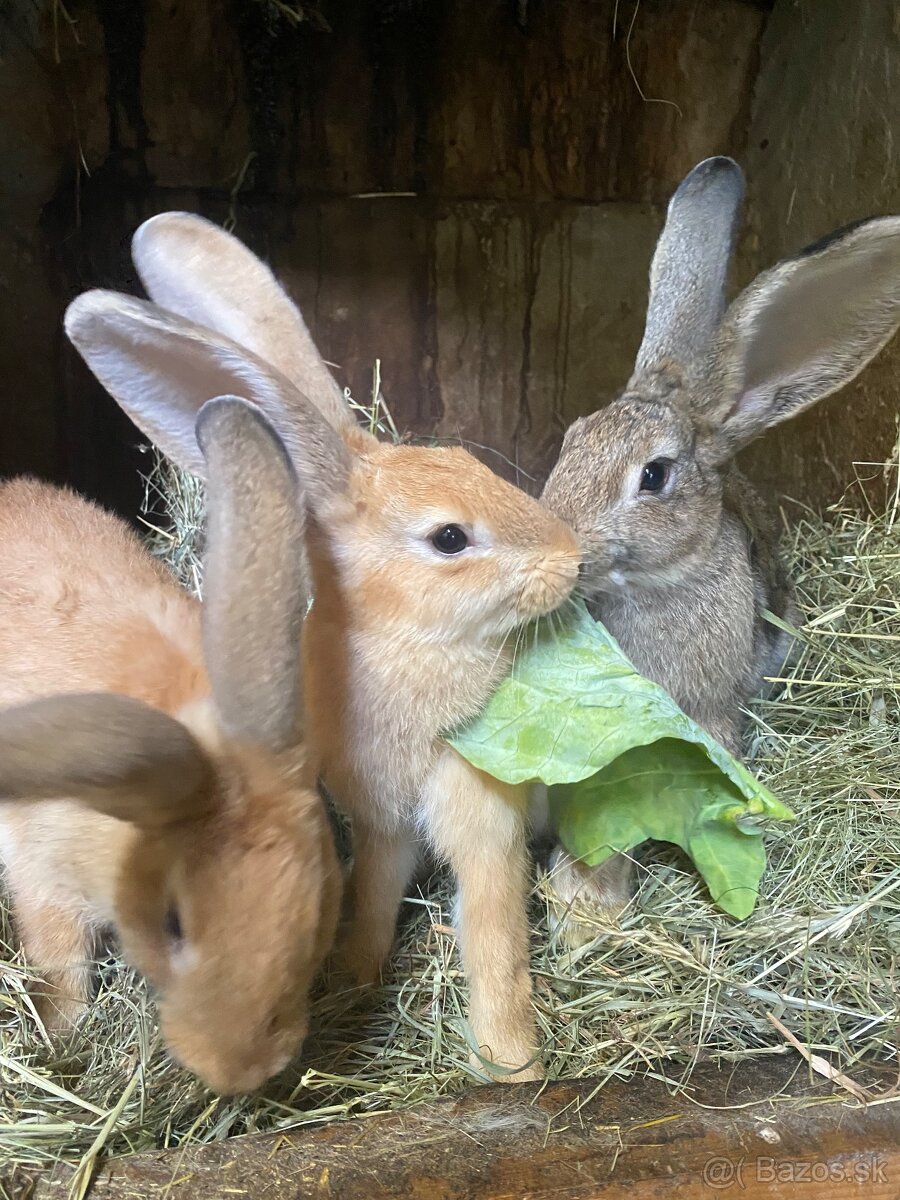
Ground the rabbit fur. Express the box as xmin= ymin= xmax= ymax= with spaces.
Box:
xmin=65 ymin=217 xmax=582 ymax=1080
xmin=541 ymin=156 xmax=900 ymax=935
xmin=0 ymin=399 xmax=341 ymax=1094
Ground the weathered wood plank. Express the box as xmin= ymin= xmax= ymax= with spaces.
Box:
xmin=739 ymin=0 xmax=900 ymax=510
xmin=27 ymin=1060 xmax=900 ymax=1200
xmin=0 ymin=0 xmax=766 ymax=517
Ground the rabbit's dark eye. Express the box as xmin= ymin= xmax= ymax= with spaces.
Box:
xmin=640 ymin=460 xmax=670 ymax=493
xmin=164 ymin=905 xmax=183 ymax=944
xmin=431 ymin=524 xmax=469 ymax=554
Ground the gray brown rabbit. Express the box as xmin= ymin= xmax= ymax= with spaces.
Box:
xmin=541 ymin=156 xmax=900 ymax=932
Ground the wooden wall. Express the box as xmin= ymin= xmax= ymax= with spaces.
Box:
xmin=740 ymin=0 xmax=900 ymax=510
xmin=2 ymin=0 xmax=897 ymax=521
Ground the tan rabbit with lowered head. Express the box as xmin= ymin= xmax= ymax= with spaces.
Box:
xmin=0 ymin=397 xmax=341 ymax=1094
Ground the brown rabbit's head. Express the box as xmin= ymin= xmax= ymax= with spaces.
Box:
xmin=321 ymin=439 xmax=578 ymax=642
xmin=64 ymin=215 xmax=580 ymax=666
xmin=542 ymin=157 xmax=900 ymax=596
xmin=0 ymin=400 xmax=340 ymax=1094
xmin=117 ymin=738 xmax=338 ymax=1096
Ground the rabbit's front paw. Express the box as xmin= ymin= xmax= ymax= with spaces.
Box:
xmin=546 ymin=848 xmax=633 ymax=949
xmin=471 ymin=1052 xmax=543 ymax=1083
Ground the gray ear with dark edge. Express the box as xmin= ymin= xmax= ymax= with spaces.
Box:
xmin=698 ymin=215 xmax=900 ymax=461
xmin=196 ymin=397 xmax=307 ymax=751
xmin=632 ymin=156 xmax=745 ymax=377
xmin=0 ymin=693 xmax=214 ymax=826
xmin=132 ymin=212 xmax=360 ymax=437
xmin=64 ymin=290 xmax=353 ymax=507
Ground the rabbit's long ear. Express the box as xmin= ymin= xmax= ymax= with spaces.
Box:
xmin=698 ymin=216 xmax=900 ymax=461
xmin=196 ymin=397 xmax=306 ymax=751
xmin=65 ymin=291 xmax=352 ymax=504
xmin=632 ymin=157 xmax=744 ymax=376
xmin=132 ymin=212 xmax=358 ymax=437
xmin=0 ymin=694 xmax=214 ymax=826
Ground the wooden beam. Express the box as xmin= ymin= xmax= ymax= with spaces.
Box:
xmin=23 ymin=1059 xmax=900 ymax=1199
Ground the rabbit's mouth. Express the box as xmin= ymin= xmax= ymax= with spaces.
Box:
xmin=577 ymin=545 xmax=633 ymax=595
xmin=515 ymin=552 xmax=581 ymax=621
xmin=578 ymin=568 xmax=628 ymax=597
xmin=580 ymin=555 xmax=701 ymax=596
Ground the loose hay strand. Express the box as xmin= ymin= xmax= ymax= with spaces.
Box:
xmin=2 ymin=406 xmax=899 ymax=1174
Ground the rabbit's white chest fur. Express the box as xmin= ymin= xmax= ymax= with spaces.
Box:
xmin=314 ymin=622 xmax=512 ymax=832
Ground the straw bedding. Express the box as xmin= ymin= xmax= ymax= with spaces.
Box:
xmin=2 ymin=429 xmax=899 ymax=1184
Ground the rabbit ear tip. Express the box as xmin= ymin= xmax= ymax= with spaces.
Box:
xmin=688 ymin=155 xmax=743 ymax=180
xmin=64 ymin=290 xmax=115 ymax=335
xmin=137 ymin=211 xmax=196 ymax=232
xmin=135 ymin=211 xmax=220 ymax=245
xmin=674 ymin=156 xmax=745 ymax=203
xmin=196 ymin=396 xmax=291 ymax=471
xmin=64 ymin=291 xmax=150 ymax=341
xmin=699 ymin=154 xmax=741 ymax=172
xmin=196 ymin=395 xmax=256 ymax=438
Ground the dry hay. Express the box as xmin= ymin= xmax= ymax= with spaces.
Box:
xmin=2 ymin=413 xmax=899 ymax=1184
